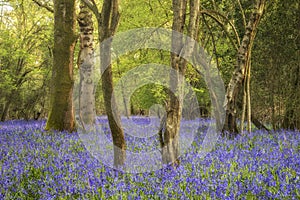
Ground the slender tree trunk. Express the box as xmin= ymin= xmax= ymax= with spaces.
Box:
xmin=101 ymin=0 xmax=125 ymax=167
xmin=241 ymin=81 xmax=246 ymax=134
xmin=100 ymin=38 xmax=126 ymax=167
xmin=241 ymin=46 xmax=252 ymax=134
xmin=161 ymin=0 xmax=199 ymax=167
xmin=161 ymin=0 xmax=187 ymax=167
xmin=78 ymin=3 xmax=95 ymax=128
xmin=82 ymin=0 xmax=126 ymax=167
xmin=222 ymin=0 xmax=266 ymax=137
xmin=100 ymin=0 xmax=125 ymax=167
xmin=45 ymin=0 xmax=76 ymax=132
xmin=246 ymin=56 xmax=252 ymax=132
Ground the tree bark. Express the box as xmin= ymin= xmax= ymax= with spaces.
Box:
xmin=82 ymin=0 xmax=126 ymax=167
xmin=100 ymin=38 xmax=126 ymax=167
xmin=45 ymin=0 xmax=76 ymax=132
xmin=100 ymin=0 xmax=125 ymax=167
xmin=161 ymin=0 xmax=199 ymax=167
xmin=222 ymin=0 xmax=266 ymax=137
xmin=78 ymin=2 xmax=95 ymax=128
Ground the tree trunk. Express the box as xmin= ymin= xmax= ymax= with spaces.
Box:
xmin=241 ymin=80 xmax=247 ymax=133
xmin=241 ymin=44 xmax=253 ymax=134
xmin=100 ymin=0 xmax=125 ymax=167
xmin=82 ymin=0 xmax=125 ymax=168
xmin=246 ymin=60 xmax=252 ymax=132
xmin=161 ymin=0 xmax=199 ymax=167
xmin=100 ymin=39 xmax=126 ymax=167
xmin=222 ymin=0 xmax=266 ymax=137
xmin=160 ymin=0 xmax=186 ymax=167
xmin=45 ymin=0 xmax=76 ymax=132
xmin=78 ymin=3 xmax=95 ymax=128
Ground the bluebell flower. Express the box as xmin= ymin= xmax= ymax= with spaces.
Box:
xmin=1 ymin=119 xmax=300 ymax=199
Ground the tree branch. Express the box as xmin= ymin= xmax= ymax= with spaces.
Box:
xmin=110 ymin=0 xmax=120 ymax=35
xmin=202 ymin=13 xmax=220 ymax=70
xmin=200 ymin=9 xmax=240 ymax=51
xmin=32 ymin=0 xmax=53 ymax=13
xmin=236 ymin=0 xmax=246 ymax=29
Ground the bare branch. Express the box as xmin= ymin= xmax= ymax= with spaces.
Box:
xmin=110 ymin=0 xmax=120 ymax=35
xmin=236 ymin=0 xmax=246 ymax=29
xmin=202 ymin=9 xmax=241 ymax=46
xmin=200 ymin=10 xmax=240 ymax=51
xmin=100 ymin=0 xmax=113 ymax=38
xmin=202 ymin=13 xmax=220 ymax=70
xmin=32 ymin=0 xmax=54 ymax=13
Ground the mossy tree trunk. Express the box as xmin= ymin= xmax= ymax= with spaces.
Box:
xmin=45 ymin=0 xmax=76 ymax=132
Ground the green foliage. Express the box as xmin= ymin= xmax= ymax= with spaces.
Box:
xmin=1 ymin=0 xmax=298 ymax=124
xmin=252 ymin=0 xmax=300 ymax=129
xmin=0 ymin=0 xmax=53 ymax=120
xmin=130 ymin=83 xmax=167 ymax=112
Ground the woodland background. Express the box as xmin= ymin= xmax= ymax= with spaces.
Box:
xmin=0 ymin=0 xmax=299 ymax=131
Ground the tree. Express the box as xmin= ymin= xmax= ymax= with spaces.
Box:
xmin=45 ymin=0 xmax=77 ymax=132
xmin=77 ymin=2 xmax=95 ymax=128
xmin=82 ymin=0 xmax=126 ymax=167
xmin=222 ymin=0 xmax=266 ymax=136
xmin=251 ymin=0 xmax=300 ymax=130
xmin=159 ymin=0 xmax=200 ymax=167
xmin=193 ymin=0 xmax=271 ymax=133
xmin=0 ymin=0 xmax=52 ymax=121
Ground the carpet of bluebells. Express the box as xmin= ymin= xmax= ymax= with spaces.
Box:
xmin=1 ymin=117 xmax=300 ymax=199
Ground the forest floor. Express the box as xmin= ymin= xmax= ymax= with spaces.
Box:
xmin=1 ymin=117 xmax=299 ymax=199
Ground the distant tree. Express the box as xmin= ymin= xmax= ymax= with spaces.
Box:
xmin=282 ymin=2 xmax=300 ymax=130
xmin=252 ymin=0 xmax=300 ymax=130
xmin=0 ymin=0 xmax=52 ymax=121
xmin=45 ymin=0 xmax=77 ymax=132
